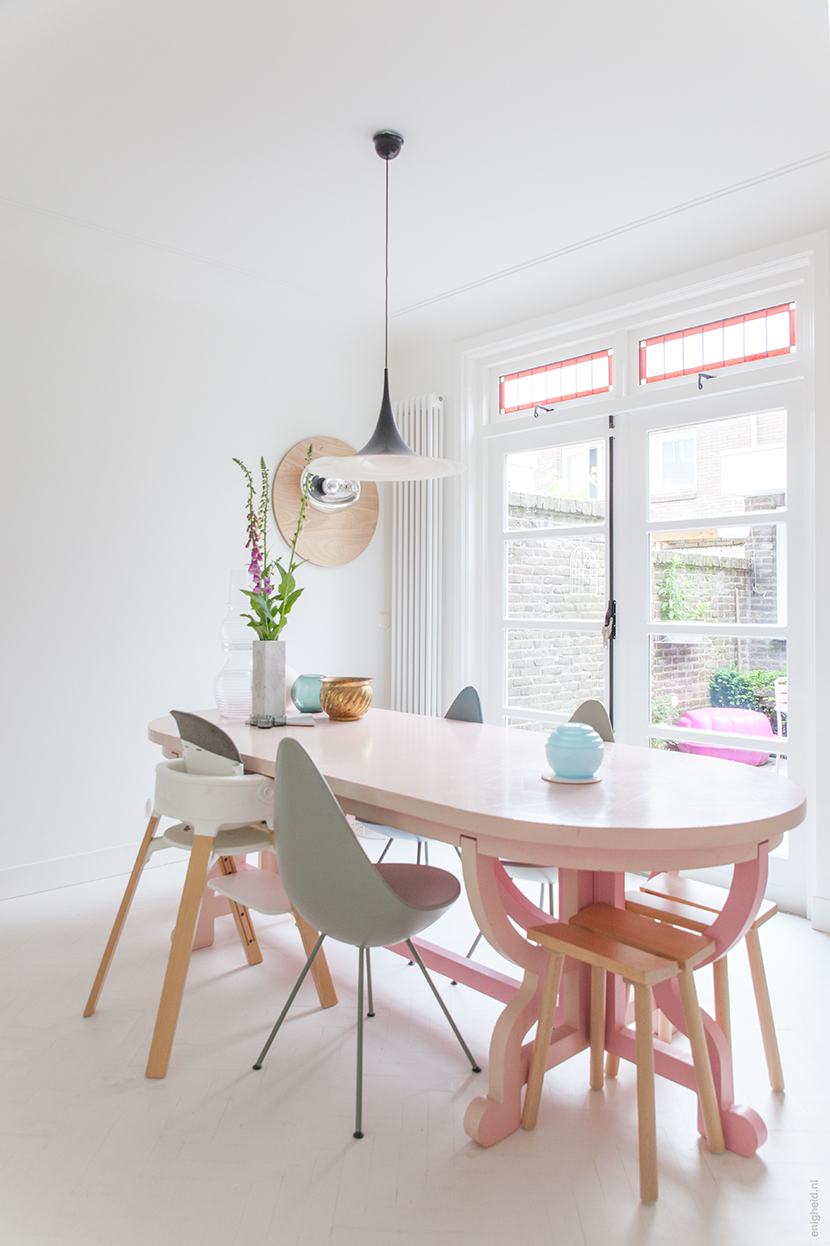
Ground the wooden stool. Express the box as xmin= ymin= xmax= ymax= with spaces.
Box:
xmin=522 ymin=907 xmax=724 ymax=1203
xmin=629 ymin=872 xmax=784 ymax=1091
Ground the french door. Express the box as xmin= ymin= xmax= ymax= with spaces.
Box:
xmin=482 ymin=381 xmax=811 ymax=912
xmin=613 ymin=379 xmax=810 ymax=913
xmin=483 ymin=414 xmax=612 ymax=732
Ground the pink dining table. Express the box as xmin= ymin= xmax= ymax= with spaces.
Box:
xmin=148 ymin=707 xmax=805 ymax=1154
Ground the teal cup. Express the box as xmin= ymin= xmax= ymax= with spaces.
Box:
xmin=291 ymin=674 xmax=324 ymax=714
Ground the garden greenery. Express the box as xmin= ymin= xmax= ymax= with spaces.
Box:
xmin=710 ymin=665 xmax=786 ymax=727
xmin=658 ymin=557 xmax=708 ymax=621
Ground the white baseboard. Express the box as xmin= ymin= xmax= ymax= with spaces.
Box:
xmin=0 ymin=842 xmax=173 ymax=901
xmin=811 ymin=894 xmax=830 ymax=933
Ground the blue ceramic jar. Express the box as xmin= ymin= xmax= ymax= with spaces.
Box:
xmin=545 ymin=721 xmax=605 ymax=779
xmin=291 ymin=674 xmax=324 ymax=714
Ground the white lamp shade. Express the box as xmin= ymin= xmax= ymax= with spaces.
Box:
xmin=307 ymin=452 xmax=465 ymax=482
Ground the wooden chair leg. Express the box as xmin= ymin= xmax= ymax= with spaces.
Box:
xmin=84 ymin=816 xmax=161 ymax=1018
xmin=606 ymin=981 xmax=630 ymax=1077
xmin=521 ymin=951 xmax=564 ymax=1130
xmin=677 ymin=968 xmax=725 ymax=1153
xmin=745 ymin=925 xmax=785 ymax=1091
xmin=590 ymin=965 xmax=606 ymax=1090
xmin=633 ymin=983 xmax=658 ymax=1203
xmin=218 ymin=856 xmax=263 ymax=966
xmin=712 ymin=954 xmax=733 ymax=1097
xmin=146 ymin=832 xmax=214 ymax=1079
xmin=292 ymin=907 xmax=338 ymax=1010
xmin=712 ymin=955 xmax=731 ymax=1047
xmin=656 ymin=1004 xmax=673 ymax=1044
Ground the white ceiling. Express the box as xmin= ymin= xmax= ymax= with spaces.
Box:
xmin=0 ymin=0 xmax=828 ymax=323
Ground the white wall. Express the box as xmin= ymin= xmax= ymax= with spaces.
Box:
xmin=0 ymin=242 xmax=390 ymax=897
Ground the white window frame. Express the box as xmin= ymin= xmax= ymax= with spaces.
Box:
xmin=448 ymin=233 xmax=828 ymax=923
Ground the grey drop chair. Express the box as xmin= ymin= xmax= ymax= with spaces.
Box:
xmin=361 ymin=686 xmax=484 ymax=865
xmin=211 ymin=736 xmax=480 ymax=1139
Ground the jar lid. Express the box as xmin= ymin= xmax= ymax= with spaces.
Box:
xmin=547 ymin=722 xmax=603 ymax=748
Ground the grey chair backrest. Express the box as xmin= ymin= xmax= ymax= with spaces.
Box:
xmin=445 ymin=685 xmax=483 ymax=724
xmin=273 ymin=738 xmax=453 ymax=948
xmin=569 ymin=699 xmax=615 ymax=743
xmin=170 ymin=710 xmax=244 ymax=775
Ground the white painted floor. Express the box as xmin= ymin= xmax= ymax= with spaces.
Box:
xmin=1 ymin=839 xmax=828 ymax=1246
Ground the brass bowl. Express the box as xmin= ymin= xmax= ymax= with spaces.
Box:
xmin=320 ymin=677 xmax=373 ymax=721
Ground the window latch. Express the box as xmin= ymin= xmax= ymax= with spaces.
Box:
xmin=602 ymin=600 xmax=616 ymax=646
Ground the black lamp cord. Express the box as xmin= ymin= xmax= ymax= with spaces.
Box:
xmin=384 ymin=158 xmax=389 ymax=371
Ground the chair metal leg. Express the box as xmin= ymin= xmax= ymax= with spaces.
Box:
xmin=451 ymin=929 xmax=483 ymax=984
xmin=355 ymin=947 xmax=365 ymax=1138
xmin=291 ymin=907 xmax=338 ymax=1010
xmin=253 ymin=933 xmax=326 ymax=1070
xmin=377 ymin=839 xmax=393 ymax=864
xmin=366 ymin=947 xmax=375 ymax=1017
xmin=424 ymin=841 xmax=429 ymax=865
xmin=405 ymin=940 xmax=480 ymax=1072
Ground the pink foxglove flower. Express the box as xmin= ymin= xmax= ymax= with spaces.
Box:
xmin=233 ymin=448 xmax=313 ymax=641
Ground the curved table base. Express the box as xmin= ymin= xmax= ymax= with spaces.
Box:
xmin=461 ymin=836 xmax=772 ymax=1155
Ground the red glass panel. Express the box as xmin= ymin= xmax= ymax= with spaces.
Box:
xmin=639 ymin=303 xmax=795 ymax=385
xmin=499 ymin=349 xmax=613 ymax=414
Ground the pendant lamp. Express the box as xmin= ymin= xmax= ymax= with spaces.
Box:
xmin=306 ymin=131 xmax=465 ymax=484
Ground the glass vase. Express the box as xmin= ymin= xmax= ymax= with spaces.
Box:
xmin=213 ymin=570 xmax=253 ymax=720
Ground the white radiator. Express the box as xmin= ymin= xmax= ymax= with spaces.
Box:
xmin=391 ymin=394 xmax=444 ymax=716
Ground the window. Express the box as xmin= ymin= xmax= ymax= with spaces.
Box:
xmin=650 ymin=429 xmax=696 ymax=496
xmin=500 ymin=349 xmax=612 ymax=414
xmin=562 ymin=444 xmax=601 ymax=499
xmin=639 ymin=303 xmax=795 ymax=385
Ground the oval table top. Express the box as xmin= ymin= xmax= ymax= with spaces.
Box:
xmin=148 ymin=708 xmax=805 ymax=872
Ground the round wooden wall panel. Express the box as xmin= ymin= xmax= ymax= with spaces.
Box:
xmin=272 ymin=436 xmax=379 ymax=567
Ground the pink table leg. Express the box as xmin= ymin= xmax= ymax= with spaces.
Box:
xmin=460 ymin=836 xmax=772 ymax=1154
xmin=460 ymin=837 xmax=592 ymax=1147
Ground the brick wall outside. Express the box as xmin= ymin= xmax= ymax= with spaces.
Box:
xmin=507 ymin=493 xmax=784 ymax=723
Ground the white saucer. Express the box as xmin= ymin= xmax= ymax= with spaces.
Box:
xmin=542 ymin=772 xmax=602 ymax=785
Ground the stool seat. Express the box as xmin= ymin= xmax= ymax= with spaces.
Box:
xmin=570 ymin=901 xmax=715 ymax=969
